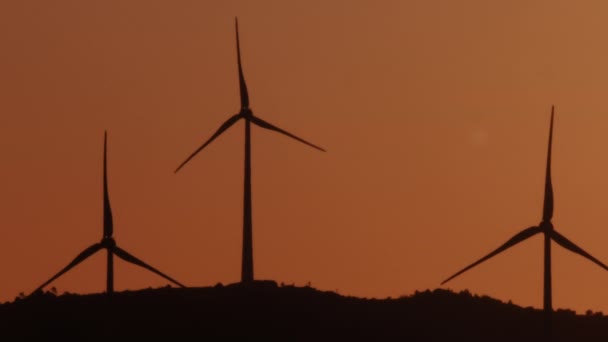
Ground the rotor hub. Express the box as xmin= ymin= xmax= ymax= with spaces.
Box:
xmin=539 ymin=221 xmax=554 ymax=231
xmin=101 ymin=237 xmax=116 ymax=248
xmin=241 ymin=108 xmax=252 ymax=117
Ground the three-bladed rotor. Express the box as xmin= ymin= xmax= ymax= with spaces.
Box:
xmin=32 ymin=132 xmax=185 ymax=295
xmin=175 ymin=18 xmax=324 ymax=174
xmin=174 ymin=17 xmax=325 ymax=283
xmin=441 ymin=107 xmax=608 ymax=287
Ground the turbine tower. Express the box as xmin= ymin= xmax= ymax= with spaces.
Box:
xmin=32 ymin=131 xmax=185 ymax=295
xmin=441 ymin=106 xmax=608 ymax=340
xmin=175 ymin=18 xmax=325 ymax=283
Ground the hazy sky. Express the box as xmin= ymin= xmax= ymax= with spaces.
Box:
xmin=2 ymin=1 xmax=608 ymax=314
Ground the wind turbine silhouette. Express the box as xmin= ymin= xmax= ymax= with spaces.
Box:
xmin=32 ymin=132 xmax=185 ymax=295
xmin=441 ymin=106 xmax=608 ymax=339
xmin=175 ymin=18 xmax=325 ymax=283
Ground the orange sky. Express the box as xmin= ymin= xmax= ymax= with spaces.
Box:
xmin=2 ymin=1 xmax=608 ymax=314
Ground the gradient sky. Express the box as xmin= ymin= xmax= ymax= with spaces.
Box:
xmin=2 ymin=1 xmax=608 ymax=314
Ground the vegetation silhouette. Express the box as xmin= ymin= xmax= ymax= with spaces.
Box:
xmin=3 ymin=284 xmax=608 ymax=340
xmin=441 ymin=107 xmax=608 ymax=341
xmin=175 ymin=17 xmax=325 ymax=283
xmin=31 ymin=131 xmax=184 ymax=295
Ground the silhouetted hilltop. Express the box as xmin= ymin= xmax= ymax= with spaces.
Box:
xmin=1 ymin=281 xmax=606 ymax=340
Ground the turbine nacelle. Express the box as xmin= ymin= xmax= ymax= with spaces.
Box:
xmin=440 ymin=107 xmax=608 ymax=339
xmin=539 ymin=221 xmax=554 ymax=232
xmin=175 ymin=18 xmax=325 ymax=283
xmin=31 ymin=132 xmax=185 ymax=295
xmin=240 ymin=108 xmax=253 ymax=118
xmin=101 ymin=237 xmax=117 ymax=249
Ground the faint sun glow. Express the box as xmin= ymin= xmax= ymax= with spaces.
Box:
xmin=470 ymin=128 xmax=489 ymax=146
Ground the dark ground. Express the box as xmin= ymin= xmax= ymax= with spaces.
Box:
xmin=1 ymin=281 xmax=606 ymax=341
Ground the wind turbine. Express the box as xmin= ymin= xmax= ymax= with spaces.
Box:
xmin=32 ymin=132 xmax=185 ymax=295
xmin=440 ymin=106 xmax=608 ymax=339
xmin=175 ymin=17 xmax=325 ymax=284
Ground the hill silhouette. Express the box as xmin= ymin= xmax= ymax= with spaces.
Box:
xmin=1 ymin=281 xmax=606 ymax=341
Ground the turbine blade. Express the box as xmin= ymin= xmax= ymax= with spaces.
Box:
xmin=250 ymin=115 xmax=326 ymax=152
xmin=112 ymin=246 xmax=185 ymax=288
xmin=542 ymin=106 xmax=554 ymax=221
xmin=441 ymin=226 xmax=542 ymax=285
xmin=175 ymin=114 xmax=242 ymax=173
xmin=103 ymin=131 xmax=113 ymax=238
xmin=31 ymin=243 xmax=103 ymax=295
xmin=235 ymin=17 xmax=249 ymax=109
xmin=550 ymin=230 xmax=608 ymax=272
